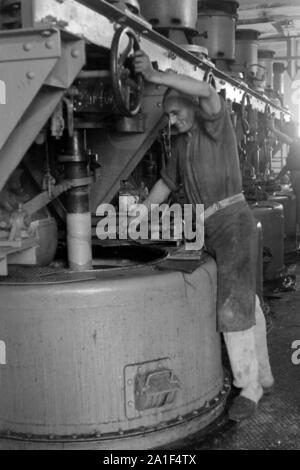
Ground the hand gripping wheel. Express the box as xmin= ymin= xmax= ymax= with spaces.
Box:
xmin=111 ymin=26 xmax=144 ymax=117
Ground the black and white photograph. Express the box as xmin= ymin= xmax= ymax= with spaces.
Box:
xmin=0 ymin=0 xmax=300 ymax=456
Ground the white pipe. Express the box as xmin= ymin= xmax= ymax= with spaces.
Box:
xmin=67 ymin=213 xmax=93 ymax=271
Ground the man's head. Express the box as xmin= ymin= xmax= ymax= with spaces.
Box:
xmin=163 ymin=89 xmax=197 ymax=134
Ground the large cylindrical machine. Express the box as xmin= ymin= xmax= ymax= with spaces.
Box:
xmin=139 ymin=0 xmax=198 ymax=44
xmin=139 ymin=0 xmax=198 ymax=31
xmin=0 ymin=250 xmax=228 ymax=450
xmin=234 ymin=29 xmax=261 ymax=88
xmin=268 ymin=192 xmax=297 ymax=252
xmin=195 ymin=0 xmax=239 ymax=69
xmin=258 ymin=49 xmax=275 ymax=93
xmin=251 ymin=201 xmax=285 ymax=281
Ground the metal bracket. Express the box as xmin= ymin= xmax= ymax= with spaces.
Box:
xmin=0 ymin=28 xmax=62 ymax=150
xmin=124 ymin=357 xmax=177 ymax=420
xmin=0 ymin=27 xmax=85 ymax=193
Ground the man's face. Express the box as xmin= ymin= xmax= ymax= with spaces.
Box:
xmin=164 ymin=98 xmax=195 ymax=134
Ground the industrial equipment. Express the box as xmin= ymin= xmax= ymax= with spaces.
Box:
xmin=0 ymin=0 xmax=296 ymax=450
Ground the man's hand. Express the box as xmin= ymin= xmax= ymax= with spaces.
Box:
xmin=128 ymin=202 xmax=148 ymax=219
xmin=132 ymin=51 xmax=158 ymax=82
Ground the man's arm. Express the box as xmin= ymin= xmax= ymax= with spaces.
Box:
xmin=128 ymin=179 xmax=171 ymax=218
xmin=142 ymin=179 xmax=171 ymax=211
xmin=133 ymin=51 xmax=221 ymax=115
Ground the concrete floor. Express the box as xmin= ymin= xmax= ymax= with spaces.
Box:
xmin=170 ymin=251 xmax=300 ymax=450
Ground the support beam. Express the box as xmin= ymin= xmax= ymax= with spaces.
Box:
xmin=0 ymin=29 xmax=85 ymax=192
xmin=0 ymin=28 xmax=62 ymax=151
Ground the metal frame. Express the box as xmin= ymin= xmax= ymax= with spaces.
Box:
xmin=32 ymin=0 xmax=292 ymax=118
xmin=0 ymin=0 xmax=294 ymax=203
xmin=0 ymin=26 xmax=86 ymax=192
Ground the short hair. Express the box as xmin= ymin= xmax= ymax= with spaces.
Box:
xmin=163 ymin=88 xmax=198 ymax=108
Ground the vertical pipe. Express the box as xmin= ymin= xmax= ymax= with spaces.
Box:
xmin=258 ymin=49 xmax=275 ymax=91
xmin=59 ymin=131 xmax=93 ymax=272
xmin=287 ymin=37 xmax=297 ymax=80
xmin=273 ymin=62 xmax=285 ymax=98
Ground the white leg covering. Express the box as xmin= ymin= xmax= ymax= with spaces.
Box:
xmin=223 ymin=295 xmax=274 ymax=402
xmin=224 ymin=328 xmax=263 ymax=404
xmin=254 ymin=295 xmax=274 ymax=388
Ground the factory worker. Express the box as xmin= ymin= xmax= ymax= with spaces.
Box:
xmin=131 ymin=50 xmax=274 ymax=422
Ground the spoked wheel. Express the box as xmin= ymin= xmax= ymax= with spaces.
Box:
xmin=110 ymin=26 xmax=144 ymax=117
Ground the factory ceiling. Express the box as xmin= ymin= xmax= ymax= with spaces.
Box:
xmin=237 ymin=0 xmax=300 ymax=60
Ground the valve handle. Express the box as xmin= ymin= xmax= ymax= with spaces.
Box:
xmin=110 ymin=26 xmax=144 ymax=117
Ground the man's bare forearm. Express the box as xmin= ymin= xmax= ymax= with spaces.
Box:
xmin=148 ymin=69 xmax=212 ymax=98
xmin=133 ymin=51 xmax=221 ymax=114
xmin=143 ymin=179 xmax=172 ymax=211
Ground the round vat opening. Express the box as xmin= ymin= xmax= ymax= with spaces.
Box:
xmin=91 ymin=243 xmax=168 ymax=270
xmin=0 ymin=244 xmax=168 ymax=285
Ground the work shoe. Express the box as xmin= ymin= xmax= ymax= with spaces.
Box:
xmin=261 ymin=376 xmax=275 ymax=395
xmin=262 ymin=384 xmax=275 ymax=396
xmin=228 ymin=396 xmax=257 ymax=422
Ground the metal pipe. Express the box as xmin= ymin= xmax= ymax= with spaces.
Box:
xmin=287 ymin=37 xmax=298 ymax=79
xmin=273 ymin=62 xmax=285 ymax=98
xmin=273 ymin=56 xmax=300 ymax=61
xmin=59 ymin=131 xmax=93 ymax=272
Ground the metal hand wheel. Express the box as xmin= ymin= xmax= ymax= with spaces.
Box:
xmin=110 ymin=26 xmax=144 ymax=117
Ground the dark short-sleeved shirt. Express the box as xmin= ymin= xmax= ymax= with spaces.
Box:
xmin=161 ymin=98 xmax=243 ymax=208
xmin=160 ymin=97 xmax=257 ymax=333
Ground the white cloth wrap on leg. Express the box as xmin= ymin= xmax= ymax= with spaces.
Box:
xmin=223 ymin=296 xmax=274 ymax=403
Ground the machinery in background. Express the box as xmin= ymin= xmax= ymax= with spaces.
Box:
xmin=195 ymin=0 xmax=239 ymax=72
xmin=0 ymin=0 xmax=296 ymax=450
